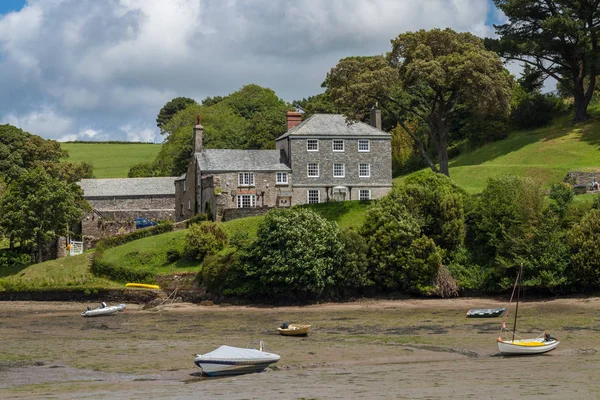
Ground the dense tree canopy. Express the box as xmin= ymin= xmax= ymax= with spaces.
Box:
xmin=156 ymin=97 xmax=197 ymax=131
xmin=490 ymin=0 xmax=600 ymax=122
xmin=0 ymin=167 xmax=88 ymax=262
xmin=132 ymin=84 xmax=291 ymax=177
xmin=325 ymin=28 xmax=513 ymax=176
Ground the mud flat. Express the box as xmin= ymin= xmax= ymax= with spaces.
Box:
xmin=1 ymin=297 xmax=599 ymax=399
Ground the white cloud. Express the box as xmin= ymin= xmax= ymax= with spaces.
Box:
xmin=1 ymin=107 xmax=75 ymax=140
xmin=0 ymin=0 xmax=498 ymax=142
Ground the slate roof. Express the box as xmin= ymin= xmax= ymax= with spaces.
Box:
xmin=79 ymin=177 xmax=177 ymax=197
xmin=276 ymin=113 xmax=391 ymax=140
xmin=195 ymin=149 xmax=291 ymax=172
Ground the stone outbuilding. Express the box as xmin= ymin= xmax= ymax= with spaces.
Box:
xmin=77 ymin=177 xmax=177 ymax=244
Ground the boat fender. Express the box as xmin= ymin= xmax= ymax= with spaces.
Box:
xmin=497 ymin=336 xmax=502 ymax=342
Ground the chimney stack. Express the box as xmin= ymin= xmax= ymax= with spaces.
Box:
xmin=370 ymin=106 xmax=381 ymax=130
xmin=193 ymin=115 xmax=203 ymax=153
xmin=286 ymin=111 xmax=302 ymax=130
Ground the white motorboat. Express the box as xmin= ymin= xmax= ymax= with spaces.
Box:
xmin=81 ymin=303 xmax=126 ymax=317
xmin=194 ymin=341 xmax=280 ymax=376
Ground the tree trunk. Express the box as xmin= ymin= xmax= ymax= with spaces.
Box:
xmin=573 ymin=76 xmax=590 ymax=123
xmin=436 ymin=135 xmax=450 ymax=177
xmin=36 ymin=237 xmax=43 ymax=263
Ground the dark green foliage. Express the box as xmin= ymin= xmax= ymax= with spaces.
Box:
xmin=95 ymin=223 xmax=174 ymax=251
xmin=128 ymin=162 xmax=157 ymax=178
xmin=0 ymin=124 xmax=66 ymax=183
xmin=334 ymin=229 xmax=373 ymax=296
xmin=511 ymin=91 xmax=564 ymax=130
xmin=592 ymin=195 xmax=600 ymax=210
xmin=156 ymin=97 xmax=197 ymax=130
xmin=548 ymin=182 xmax=574 ymax=218
xmin=241 ymin=208 xmax=344 ymax=300
xmin=520 ymin=210 xmax=570 ymax=291
xmin=360 ymin=193 xmax=442 ymax=294
xmin=403 ymin=171 xmax=468 ymax=254
xmin=469 ymin=176 xmax=545 ymax=288
xmin=184 ymin=222 xmax=228 ymax=261
xmin=490 ymin=0 xmax=600 ymax=122
xmin=0 ymin=167 xmax=87 ymax=262
xmin=200 ymin=247 xmax=239 ymax=294
xmin=0 ymin=250 xmax=32 ymax=269
xmin=185 ymin=213 xmax=209 ymax=228
xmin=568 ymin=209 xmax=600 ymax=288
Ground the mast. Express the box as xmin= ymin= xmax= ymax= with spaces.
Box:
xmin=512 ymin=264 xmax=523 ymax=342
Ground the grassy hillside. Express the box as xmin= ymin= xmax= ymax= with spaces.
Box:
xmin=395 ymin=108 xmax=600 ymax=193
xmin=61 ymin=142 xmax=162 ymax=178
xmin=0 ymin=253 xmax=119 ymax=291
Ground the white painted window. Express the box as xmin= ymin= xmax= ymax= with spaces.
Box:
xmin=358 ymin=140 xmax=370 ymax=152
xmin=237 ymin=195 xmax=255 ymax=208
xmin=359 ymin=163 xmax=370 ymax=177
xmin=333 ymin=139 xmax=344 ymax=152
xmin=359 ymin=189 xmax=371 ymax=200
xmin=307 ymin=189 xmax=320 ymax=204
xmin=333 ymin=163 xmax=345 ymax=178
xmin=307 ymin=139 xmax=319 ymax=151
xmin=276 ymin=172 xmax=288 ymax=184
xmin=307 ymin=163 xmax=319 ymax=177
xmin=188 ymin=200 xmax=191 ymax=210
xmin=183 ymin=180 xmax=187 ymax=192
xmin=238 ymin=172 xmax=255 ymax=186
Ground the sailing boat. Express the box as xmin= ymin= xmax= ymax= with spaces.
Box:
xmin=497 ymin=265 xmax=560 ymax=355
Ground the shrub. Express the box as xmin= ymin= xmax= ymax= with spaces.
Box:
xmin=185 ymin=213 xmax=208 ymax=228
xmin=548 ymin=182 xmax=574 ymax=217
xmin=334 ymin=228 xmax=373 ymax=296
xmin=511 ymin=90 xmax=564 ymax=130
xmin=242 ymin=208 xmax=344 ymax=301
xmin=360 ymin=193 xmax=442 ymax=294
xmin=184 ymin=222 xmax=227 ymax=261
xmin=568 ymin=209 xmax=600 ymax=288
xmin=0 ymin=250 xmax=32 ymax=269
xmin=200 ymin=247 xmax=239 ymax=294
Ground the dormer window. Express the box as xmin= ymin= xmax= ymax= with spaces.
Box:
xmin=333 ymin=140 xmax=344 ymax=152
xmin=307 ymin=139 xmax=318 ymax=151
xmin=238 ymin=172 xmax=255 ymax=186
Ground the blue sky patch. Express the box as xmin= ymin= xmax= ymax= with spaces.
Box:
xmin=0 ymin=0 xmax=26 ymax=15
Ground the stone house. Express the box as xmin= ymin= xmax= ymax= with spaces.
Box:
xmin=176 ymin=110 xmax=392 ymax=222
xmin=77 ymin=177 xmax=177 ymax=244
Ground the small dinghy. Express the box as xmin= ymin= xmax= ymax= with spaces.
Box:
xmin=277 ymin=323 xmax=312 ymax=336
xmin=194 ymin=341 xmax=280 ymax=377
xmin=466 ymin=308 xmax=506 ymax=318
xmin=81 ymin=302 xmax=126 ymax=317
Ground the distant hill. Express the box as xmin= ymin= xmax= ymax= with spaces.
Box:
xmin=61 ymin=142 xmax=162 ymax=178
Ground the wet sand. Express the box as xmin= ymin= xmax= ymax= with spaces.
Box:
xmin=1 ymin=297 xmax=599 ymax=399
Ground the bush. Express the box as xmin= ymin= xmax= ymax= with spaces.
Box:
xmin=0 ymin=250 xmax=32 ymax=269
xmin=568 ymin=209 xmax=600 ymax=289
xmin=511 ymin=90 xmax=565 ymax=130
xmin=335 ymin=229 xmax=373 ymax=296
xmin=242 ymin=208 xmax=344 ymax=301
xmin=185 ymin=213 xmax=209 ymax=228
xmin=200 ymin=247 xmax=239 ymax=294
xmin=184 ymin=222 xmax=227 ymax=261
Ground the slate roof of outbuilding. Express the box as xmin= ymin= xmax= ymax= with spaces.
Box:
xmin=78 ymin=177 xmax=177 ymax=197
xmin=276 ymin=113 xmax=391 ymax=140
xmin=195 ymin=149 xmax=291 ymax=172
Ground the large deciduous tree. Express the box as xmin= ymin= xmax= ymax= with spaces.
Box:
xmin=325 ymin=28 xmax=513 ymax=176
xmin=0 ymin=167 xmax=88 ymax=262
xmin=490 ymin=0 xmax=600 ymax=122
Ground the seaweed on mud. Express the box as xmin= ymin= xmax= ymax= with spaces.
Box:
xmin=563 ymin=326 xmax=600 ymax=332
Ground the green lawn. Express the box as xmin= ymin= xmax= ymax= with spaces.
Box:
xmin=61 ymin=142 xmax=162 ymax=178
xmin=0 ymin=253 xmax=119 ymax=291
xmin=396 ymin=109 xmax=600 ymax=194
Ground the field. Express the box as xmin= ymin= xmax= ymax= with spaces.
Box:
xmin=1 ymin=297 xmax=599 ymax=399
xmin=61 ymin=142 xmax=162 ymax=178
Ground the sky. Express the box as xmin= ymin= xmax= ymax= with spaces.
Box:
xmin=0 ymin=0 xmax=509 ymax=143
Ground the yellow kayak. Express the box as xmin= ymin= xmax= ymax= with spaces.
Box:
xmin=125 ymin=283 xmax=160 ymax=290
xmin=277 ymin=324 xmax=311 ymax=336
